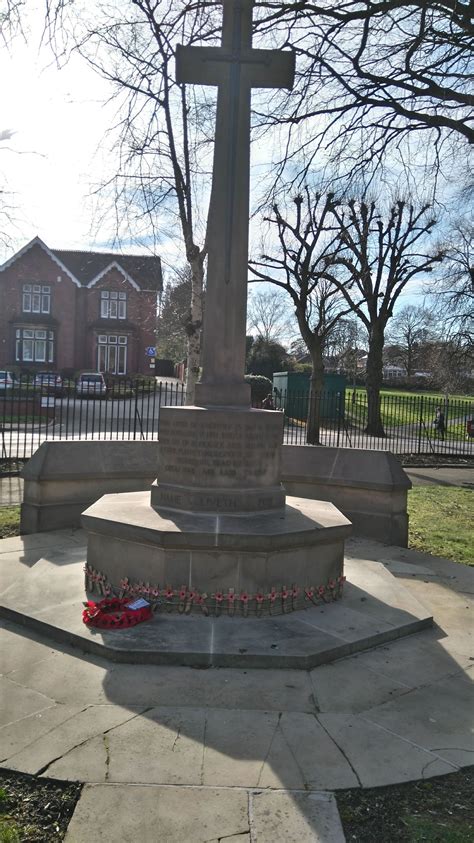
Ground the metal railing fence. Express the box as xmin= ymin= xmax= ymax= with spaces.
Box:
xmin=1 ymin=380 xmax=473 ymax=468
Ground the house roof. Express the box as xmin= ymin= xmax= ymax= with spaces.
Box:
xmin=0 ymin=237 xmax=162 ymax=293
xmin=53 ymin=250 xmax=162 ymax=292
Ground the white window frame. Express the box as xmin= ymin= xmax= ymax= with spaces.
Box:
xmin=16 ymin=328 xmax=54 ymax=363
xmin=100 ymin=290 xmax=127 ymax=320
xmin=97 ymin=334 xmax=127 ymax=374
xmin=22 ymin=283 xmax=50 ymax=314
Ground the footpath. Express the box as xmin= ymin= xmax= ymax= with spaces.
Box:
xmin=0 ymin=465 xmax=472 ymax=841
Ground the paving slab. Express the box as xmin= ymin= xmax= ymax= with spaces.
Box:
xmin=0 ymin=621 xmax=60 ymax=675
xmin=202 ymin=709 xmax=279 ymax=787
xmin=259 ymin=711 xmax=359 ymax=791
xmin=4 ymin=704 xmax=145 ymax=775
xmin=6 ymin=648 xmax=316 ymax=711
xmin=310 ymin=657 xmax=412 ymax=714
xmin=64 ymin=784 xmax=250 ymax=843
xmin=318 ymin=712 xmax=457 ymax=787
xmin=363 ymin=674 xmax=474 ymax=767
xmin=0 ymin=675 xmax=55 ymax=727
xmin=251 ymin=790 xmax=345 ymax=843
xmin=349 ymin=629 xmax=472 ymax=687
xmin=0 ymin=704 xmax=85 ymax=763
xmin=0 ymin=547 xmax=433 ymax=669
xmin=106 ymin=707 xmax=206 ymax=785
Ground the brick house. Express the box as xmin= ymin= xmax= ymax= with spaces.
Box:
xmin=0 ymin=237 xmax=162 ymax=376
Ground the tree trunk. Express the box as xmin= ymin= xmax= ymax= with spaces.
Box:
xmin=365 ymin=324 xmax=386 ymax=436
xmin=184 ymin=254 xmax=204 ymax=405
xmin=306 ymin=340 xmax=325 ymax=445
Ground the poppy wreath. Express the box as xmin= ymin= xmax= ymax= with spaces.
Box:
xmin=82 ymin=597 xmax=152 ymax=629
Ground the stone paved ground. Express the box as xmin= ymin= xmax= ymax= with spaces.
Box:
xmin=0 ymin=530 xmax=472 ymax=841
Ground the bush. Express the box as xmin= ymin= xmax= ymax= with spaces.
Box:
xmin=245 ymin=374 xmax=273 ymax=403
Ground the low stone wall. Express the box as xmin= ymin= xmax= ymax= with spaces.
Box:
xmin=281 ymin=445 xmax=411 ymax=547
xmin=20 ymin=441 xmax=158 ymax=534
xmin=20 ymin=440 xmax=411 ymax=546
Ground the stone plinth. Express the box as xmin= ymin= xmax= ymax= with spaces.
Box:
xmin=151 ymin=405 xmax=286 ymax=513
xmin=82 ymin=491 xmax=351 ymax=616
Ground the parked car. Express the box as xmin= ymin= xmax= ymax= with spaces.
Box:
xmin=33 ymin=372 xmax=63 ymax=393
xmin=76 ymin=372 xmax=107 ymax=398
xmin=0 ymin=371 xmax=15 ymax=391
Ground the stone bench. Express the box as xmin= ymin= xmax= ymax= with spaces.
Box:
xmin=20 ymin=440 xmax=411 ymax=546
xmin=281 ymin=445 xmax=411 ymax=546
xmin=20 ymin=440 xmax=158 ymax=534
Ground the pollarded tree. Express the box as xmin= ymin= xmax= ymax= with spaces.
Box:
xmin=249 ymin=190 xmax=354 ymax=444
xmin=327 ymin=199 xmax=443 ymax=435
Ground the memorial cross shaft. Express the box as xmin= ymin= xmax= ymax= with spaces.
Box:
xmin=176 ymin=0 xmax=294 ymax=407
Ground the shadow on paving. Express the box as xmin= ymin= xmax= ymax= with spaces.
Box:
xmin=0 ymin=538 xmax=472 ymax=839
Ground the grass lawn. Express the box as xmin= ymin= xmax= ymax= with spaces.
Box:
xmin=0 ymin=506 xmax=20 ymax=539
xmin=408 ymin=487 xmax=474 ymax=566
xmin=345 ymin=388 xmax=474 ymax=434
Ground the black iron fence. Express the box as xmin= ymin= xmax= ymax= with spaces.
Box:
xmin=270 ymin=388 xmax=474 ymax=455
xmin=1 ymin=379 xmax=473 ymax=468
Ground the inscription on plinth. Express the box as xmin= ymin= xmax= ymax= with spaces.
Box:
xmin=152 ymin=405 xmax=286 ymax=513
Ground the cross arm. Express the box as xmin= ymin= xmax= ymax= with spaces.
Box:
xmin=176 ymin=44 xmax=295 ymax=90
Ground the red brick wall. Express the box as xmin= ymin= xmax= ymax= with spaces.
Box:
xmin=0 ymin=246 xmax=158 ymax=376
xmin=85 ymin=268 xmax=157 ymax=375
xmin=0 ymin=243 xmax=79 ymax=371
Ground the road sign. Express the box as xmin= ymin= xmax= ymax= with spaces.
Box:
xmin=146 ymin=346 xmax=156 ymax=357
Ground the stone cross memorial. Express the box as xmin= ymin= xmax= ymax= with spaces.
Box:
xmin=83 ymin=0 xmax=351 ymax=617
xmin=151 ymin=0 xmax=294 ymax=514
xmin=177 ymin=0 xmax=294 ymax=407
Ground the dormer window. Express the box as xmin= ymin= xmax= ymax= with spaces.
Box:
xmin=100 ymin=290 xmax=127 ymax=319
xmin=23 ymin=284 xmax=50 ymax=314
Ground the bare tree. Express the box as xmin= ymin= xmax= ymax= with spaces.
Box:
xmin=386 ymin=305 xmax=432 ymax=376
xmin=328 ymin=199 xmax=443 ymax=434
xmin=250 ymin=190 xmax=353 ymax=444
xmin=68 ymin=1 xmax=223 ymax=403
xmin=247 ymin=288 xmax=294 ymax=344
xmin=255 ymin=0 xmax=473 ymax=191
xmin=430 ymin=219 xmax=473 ymax=345
xmin=156 ymin=267 xmax=193 ymax=365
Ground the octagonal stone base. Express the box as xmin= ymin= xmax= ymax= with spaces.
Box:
xmin=82 ymin=492 xmax=352 ymax=616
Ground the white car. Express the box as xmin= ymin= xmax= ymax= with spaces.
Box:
xmin=0 ymin=371 xmax=15 ymax=391
xmin=76 ymin=372 xmax=107 ymax=397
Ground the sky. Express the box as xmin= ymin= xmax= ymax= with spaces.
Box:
xmin=0 ymin=7 xmax=428 ymax=315
xmin=0 ymin=26 xmax=118 ymax=261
